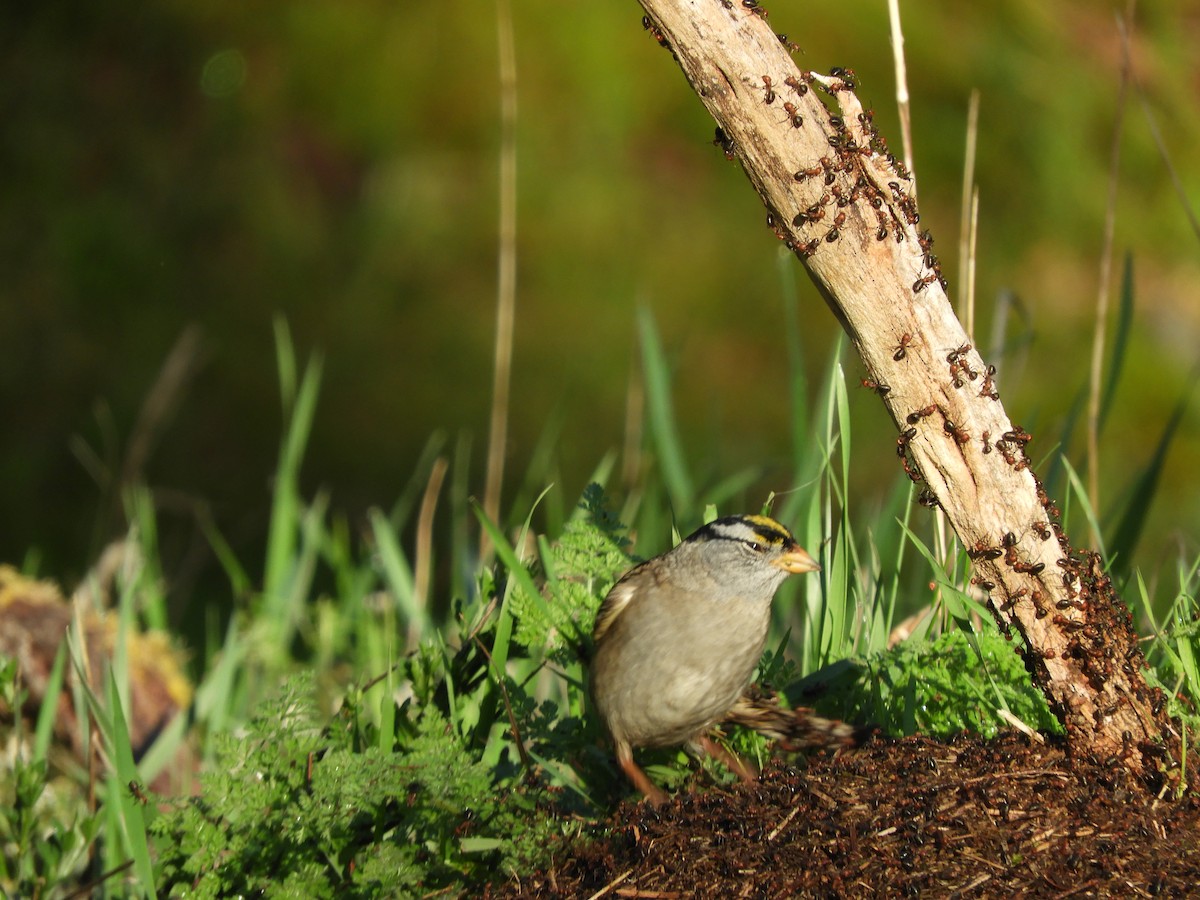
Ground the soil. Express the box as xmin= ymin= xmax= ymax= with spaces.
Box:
xmin=489 ymin=732 xmax=1200 ymax=898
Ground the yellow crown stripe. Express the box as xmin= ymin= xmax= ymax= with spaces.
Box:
xmin=742 ymin=515 xmax=794 ymax=544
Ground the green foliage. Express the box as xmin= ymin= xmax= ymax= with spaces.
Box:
xmin=0 ymin=657 xmax=102 ymax=898
xmin=1135 ymin=559 xmax=1200 ymax=776
xmin=152 ymin=677 xmax=570 ymax=897
xmin=8 ymin=309 xmax=1200 ymax=896
xmin=507 ymin=483 xmax=633 ymax=661
xmin=795 ymin=628 xmax=1064 ymax=740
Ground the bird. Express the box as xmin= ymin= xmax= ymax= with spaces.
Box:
xmin=590 ymin=514 xmax=820 ymax=805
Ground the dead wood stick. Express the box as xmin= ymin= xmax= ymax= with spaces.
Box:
xmin=635 ymin=0 xmax=1182 ymax=786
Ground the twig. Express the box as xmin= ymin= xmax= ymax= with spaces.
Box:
xmin=121 ymin=324 xmax=204 ymax=489
xmin=472 ymin=634 xmax=532 ymax=773
xmin=766 ymin=803 xmax=801 ymax=841
xmin=586 ymin=868 xmax=634 ymax=900
xmin=634 ymin=0 xmax=1177 ymax=783
xmin=61 ymin=860 xmax=134 ymax=900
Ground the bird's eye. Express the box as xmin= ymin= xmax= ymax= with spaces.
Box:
xmin=746 ymin=541 xmax=763 ymax=553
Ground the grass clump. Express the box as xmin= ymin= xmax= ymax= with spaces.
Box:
xmin=792 ymin=628 xmax=1063 ymax=740
xmin=151 ymin=676 xmax=569 ymax=897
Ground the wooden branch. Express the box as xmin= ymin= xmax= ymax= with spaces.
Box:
xmin=636 ymin=0 xmax=1182 ymax=786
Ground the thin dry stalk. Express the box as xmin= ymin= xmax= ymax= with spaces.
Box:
xmin=1122 ymin=21 xmax=1200 ymax=244
xmin=1087 ymin=0 xmax=1135 ymax=524
xmin=481 ymin=0 xmax=518 ymax=561
xmin=966 ymin=187 xmax=979 ymax=339
xmin=887 ymin=0 xmax=916 ymax=193
xmin=121 ymin=325 xmax=204 ymax=489
xmin=957 ymin=91 xmax=980 ymax=334
xmin=413 ymin=456 xmax=449 ymax=613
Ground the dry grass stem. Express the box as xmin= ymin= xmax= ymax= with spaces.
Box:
xmin=482 ymin=0 xmax=519 ymax=561
xmin=957 ymin=91 xmax=980 ymax=335
xmin=1087 ymin=0 xmax=1135 ymax=524
xmin=887 ymin=0 xmax=916 ymax=193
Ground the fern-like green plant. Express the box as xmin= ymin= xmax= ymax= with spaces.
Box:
xmin=151 ymin=675 xmax=572 ymax=897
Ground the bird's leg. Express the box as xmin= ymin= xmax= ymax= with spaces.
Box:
xmin=698 ymin=734 xmax=758 ymax=784
xmin=616 ymin=743 xmax=668 ymax=806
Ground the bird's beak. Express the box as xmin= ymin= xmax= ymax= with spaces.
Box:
xmin=773 ymin=546 xmax=820 ymax=574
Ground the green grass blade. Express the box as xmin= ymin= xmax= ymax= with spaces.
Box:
xmin=369 ymin=506 xmax=426 ymax=637
xmin=637 ymin=306 xmax=694 ymax=513
xmin=1059 ymin=457 xmax=1107 ymax=562
xmin=1099 ymin=252 xmax=1135 ymax=433
xmin=33 ymin=640 xmax=68 ymax=764
xmin=1108 ymin=380 xmax=1194 ymax=578
xmin=471 ymin=489 xmax=557 ymax=643
xmin=777 ymin=246 xmax=810 ymax=463
xmin=107 ymin=673 xmax=156 ymax=897
xmin=264 ymin=329 xmax=323 ymax=613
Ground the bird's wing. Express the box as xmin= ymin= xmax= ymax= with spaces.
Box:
xmin=592 ymin=566 xmax=646 ymax=641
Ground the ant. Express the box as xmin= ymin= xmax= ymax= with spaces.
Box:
xmin=641 ymin=16 xmax=670 ymax=48
xmin=796 ymin=238 xmax=821 ymax=257
xmin=742 ymin=0 xmax=768 ymax=18
xmin=794 ymin=164 xmax=823 ymax=182
xmin=860 ymin=378 xmax=891 ymax=396
xmin=1032 ymin=521 xmax=1052 ymax=541
xmin=792 ymin=205 xmax=824 ymax=227
xmin=979 ymin=364 xmax=999 ymax=400
xmin=981 ymin=430 xmax=992 ymax=454
xmin=893 ymin=333 xmax=913 ymax=361
xmin=783 ymin=74 xmax=810 ymax=96
xmin=896 ymin=427 xmax=922 ymax=482
xmin=712 ymin=127 xmax=736 ymax=160
xmin=761 ymin=75 xmax=775 ymax=104
xmin=943 ymin=420 xmax=970 ymax=445
xmin=782 ymin=101 xmax=803 ymax=128
xmin=129 ymin=780 xmax=149 ymax=806
xmin=1003 ymin=426 xmax=1033 ymax=446
xmin=829 ymin=66 xmax=857 ymax=90
xmin=997 ymin=587 xmax=1029 ymax=612
xmin=776 ymin=33 xmax=802 ymax=54
xmin=946 ymin=343 xmax=971 ymax=364
xmin=912 ymin=274 xmax=938 ymax=294
xmin=968 ymin=539 xmax=1003 ymax=561
xmin=906 ymin=404 xmax=937 ymax=424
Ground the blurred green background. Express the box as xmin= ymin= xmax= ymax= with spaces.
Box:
xmin=3 ymin=1 xmax=1199 ymax=612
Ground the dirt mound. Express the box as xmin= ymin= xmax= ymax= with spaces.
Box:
xmin=493 ymin=732 xmax=1200 ymax=897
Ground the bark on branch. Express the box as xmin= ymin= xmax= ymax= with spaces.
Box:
xmin=636 ymin=0 xmax=1182 ymax=787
